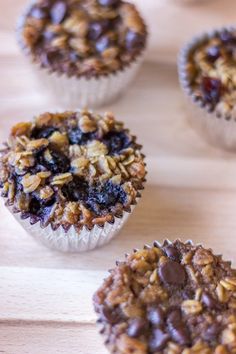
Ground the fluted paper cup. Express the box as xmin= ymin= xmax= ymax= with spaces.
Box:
xmin=178 ymin=26 xmax=236 ymax=151
xmin=4 ymin=198 xmax=141 ymax=253
xmin=16 ymin=0 xmax=147 ymax=109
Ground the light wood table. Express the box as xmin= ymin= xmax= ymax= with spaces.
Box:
xmin=1 ymin=1 xmax=236 ymax=353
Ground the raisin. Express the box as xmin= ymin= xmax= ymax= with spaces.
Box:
xmin=201 ymin=77 xmax=222 ymax=105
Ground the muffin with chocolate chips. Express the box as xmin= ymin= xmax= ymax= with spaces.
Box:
xmin=17 ymin=0 xmax=147 ymax=107
xmin=93 ymin=240 xmax=236 ymax=353
xmin=0 ymin=110 xmax=146 ymax=252
xmin=179 ymin=26 xmax=236 ymax=150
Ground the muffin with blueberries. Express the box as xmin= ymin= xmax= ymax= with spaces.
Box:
xmin=179 ymin=27 xmax=236 ymax=150
xmin=0 ymin=110 xmax=146 ymax=252
xmin=94 ymin=239 xmax=236 ymax=353
xmin=17 ymin=0 xmax=148 ymax=108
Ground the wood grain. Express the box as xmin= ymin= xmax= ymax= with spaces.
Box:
xmin=1 ymin=1 xmax=236 ymax=353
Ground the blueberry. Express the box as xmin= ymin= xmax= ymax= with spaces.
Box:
xmin=87 ymin=181 xmax=127 ymax=212
xmin=29 ymin=196 xmax=41 ymax=215
xmin=97 ymin=0 xmax=120 ymax=6
xmin=95 ymin=35 xmax=112 ymax=53
xmin=39 ymin=148 xmax=70 ymax=174
xmin=103 ymin=131 xmax=131 ymax=155
xmin=201 ymin=76 xmax=222 ymax=105
xmin=29 ymin=195 xmax=56 ymax=225
xmin=126 ymin=30 xmax=145 ymax=51
xmin=68 ymin=128 xmax=97 ymax=145
xmin=88 ymin=20 xmax=110 ymax=41
xmin=62 ymin=177 xmax=89 ymax=202
xmin=31 ymin=126 xmax=57 ymax=139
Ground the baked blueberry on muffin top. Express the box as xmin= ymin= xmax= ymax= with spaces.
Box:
xmin=19 ymin=0 xmax=147 ymax=77
xmin=0 ymin=110 xmax=146 ymax=230
xmin=182 ymin=28 xmax=236 ymax=117
xmin=94 ymin=240 xmax=236 ymax=353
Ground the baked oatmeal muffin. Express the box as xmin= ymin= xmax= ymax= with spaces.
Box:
xmin=17 ymin=0 xmax=148 ymax=107
xmin=94 ymin=240 xmax=236 ymax=353
xmin=0 ymin=110 xmax=146 ymax=252
xmin=179 ymin=26 xmax=236 ymax=150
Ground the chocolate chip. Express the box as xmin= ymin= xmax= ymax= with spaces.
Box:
xmin=167 ymin=309 xmax=182 ymax=328
xmin=203 ymin=323 xmax=221 ymax=342
xmin=206 ymin=46 xmax=220 ymax=62
xmin=127 ymin=318 xmax=147 ymax=338
xmin=126 ymin=30 xmax=145 ymax=51
xmin=147 ymin=307 xmax=164 ymax=327
xmin=100 ymin=307 xmax=122 ymax=325
xmin=41 ymin=50 xmax=63 ymax=67
xmin=88 ymin=20 xmax=110 ymax=41
xmin=43 ymin=30 xmax=56 ymax=41
xmin=220 ymin=30 xmax=236 ymax=44
xmin=68 ymin=51 xmax=80 ymax=63
xmin=159 ymin=260 xmax=186 ymax=286
xmin=31 ymin=7 xmax=47 ymax=19
xmin=169 ymin=326 xmax=191 ymax=346
xmin=202 ymin=292 xmax=218 ymax=309
xmin=167 ymin=309 xmax=191 ymax=346
xmin=164 ymin=245 xmax=181 ymax=262
xmin=95 ymin=35 xmax=112 ymax=53
xmin=182 ymin=288 xmax=194 ymax=300
xmin=149 ymin=329 xmax=169 ymax=352
xmin=97 ymin=0 xmax=120 ymax=6
xmin=50 ymin=1 xmax=67 ymax=24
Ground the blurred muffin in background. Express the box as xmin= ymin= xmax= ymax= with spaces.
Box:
xmin=17 ymin=0 xmax=148 ymax=108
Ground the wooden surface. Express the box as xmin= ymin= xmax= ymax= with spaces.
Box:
xmin=2 ymin=1 xmax=236 ymax=353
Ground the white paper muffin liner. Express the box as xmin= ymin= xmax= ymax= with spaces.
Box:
xmin=178 ymin=26 xmax=236 ymax=151
xmin=5 ymin=202 xmax=138 ymax=253
xmin=30 ymin=54 xmax=145 ymax=109
xmin=16 ymin=0 xmax=147 ymax=109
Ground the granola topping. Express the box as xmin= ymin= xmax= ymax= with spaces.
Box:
xmin=19 ymin=0 xmax=147 ymax=77
xmin=0 ymin=110 xmax=146 ymax=230
xmin=93 ymin=240 xmax=236 ymax=353
xmin=183 ymin=28 xmax=236 ymax=117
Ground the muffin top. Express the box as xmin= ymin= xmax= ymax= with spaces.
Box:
xmin=94 ymin=240 xmax=236 ymax=353
xmin=182 ymin=28 xmax=236 ymax=118
xmin=0 ymin=110 xmax=146 ymax=230
xmin=19 ymin=0 xmax=147 ymax=77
